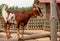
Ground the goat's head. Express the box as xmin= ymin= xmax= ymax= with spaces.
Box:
xmin=33 ymin=4 xmax=43 ymax=17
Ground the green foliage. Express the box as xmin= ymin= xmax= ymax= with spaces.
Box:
xmin=20 ymin=7 xmax=32 ymax=11
xmin=0 ymin=4 xmax=33 ymax=16
xmin=9 ymin=6 xmax=20 ymax=11
xmin=0 ymin=4 xmax=8 ymax=16
xmin=9 ymin=6 xmax=32 ymax=11
xmin=0 ymin=4 xmax=3 ymax=16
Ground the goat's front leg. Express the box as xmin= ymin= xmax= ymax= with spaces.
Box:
xmin=21 ymin=26 xmax=24 ymax=38
xmin=17 ymin=24 xmax=20 ymax=39
xmin=7 ymin=24 xmax=11 ymax=39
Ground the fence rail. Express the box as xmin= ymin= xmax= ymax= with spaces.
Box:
xmin=0 ymin=16 xmax=60 ymax=31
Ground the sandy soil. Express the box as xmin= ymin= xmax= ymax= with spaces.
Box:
xmin=0 ymin=30 xmax=59 ymax=41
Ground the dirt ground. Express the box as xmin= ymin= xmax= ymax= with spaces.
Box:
xmin=0 ymin=30 xmax=59 ymax=41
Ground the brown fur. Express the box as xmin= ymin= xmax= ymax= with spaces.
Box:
xmin=4 ymin=7 xmax=43 ymax=39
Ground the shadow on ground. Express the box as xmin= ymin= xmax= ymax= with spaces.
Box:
xmin=18 ymin=38 xmax=24 ymax=41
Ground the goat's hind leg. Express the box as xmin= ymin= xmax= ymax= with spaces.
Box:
xmin=21 ymin=26 xmax=24 ymax=38
xmin=4 ymin=23 xmax=8 ymax=39
xmin=17 ymin=24 xmax=20 ymax=39
xmin=7 ymin=24 xmax=11 ymax=39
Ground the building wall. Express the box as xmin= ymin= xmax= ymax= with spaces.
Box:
xmin=44 ymin=3 xmax=60 ymax=31
xmin=45 ymin=3 xmax=60 ymax=20
xmin=57 ymin=3 xmax=60 ymax=11
xmin=57 ymin=3 xmax=60 ymax=22
xmin=46 ymin=3 xmax=50 ymax=20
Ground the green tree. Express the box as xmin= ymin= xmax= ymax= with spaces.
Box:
xmin=0 ymin=4 xmax=8 ymax=16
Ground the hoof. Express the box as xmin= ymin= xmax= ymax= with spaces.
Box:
xmin=7 ymin=37 xmax=10 ymax=39
xmin=18 ymin=38 xmax=24 ymax=41
xmin=7 ymin=35 xmax=11 ymax=39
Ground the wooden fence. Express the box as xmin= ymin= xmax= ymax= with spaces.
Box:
xmin=0 ymin=16 xmax=60 ymax=31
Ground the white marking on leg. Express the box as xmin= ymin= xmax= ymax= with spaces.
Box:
xmin=7 ymin=13 xmax=17 ymax=24
xmin=8 ymin=13 xmax=15 ymax=20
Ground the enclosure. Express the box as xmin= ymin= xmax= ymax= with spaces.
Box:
xmin=0 ymin=0 xmax=60 ymax=41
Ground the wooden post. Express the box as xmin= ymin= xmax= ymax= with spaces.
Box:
xmin=50 ymin=0 xmax=57 ymax=41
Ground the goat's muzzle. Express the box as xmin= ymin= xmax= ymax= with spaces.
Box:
xmin=40 ymin=13 xmax=43 ymax=17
